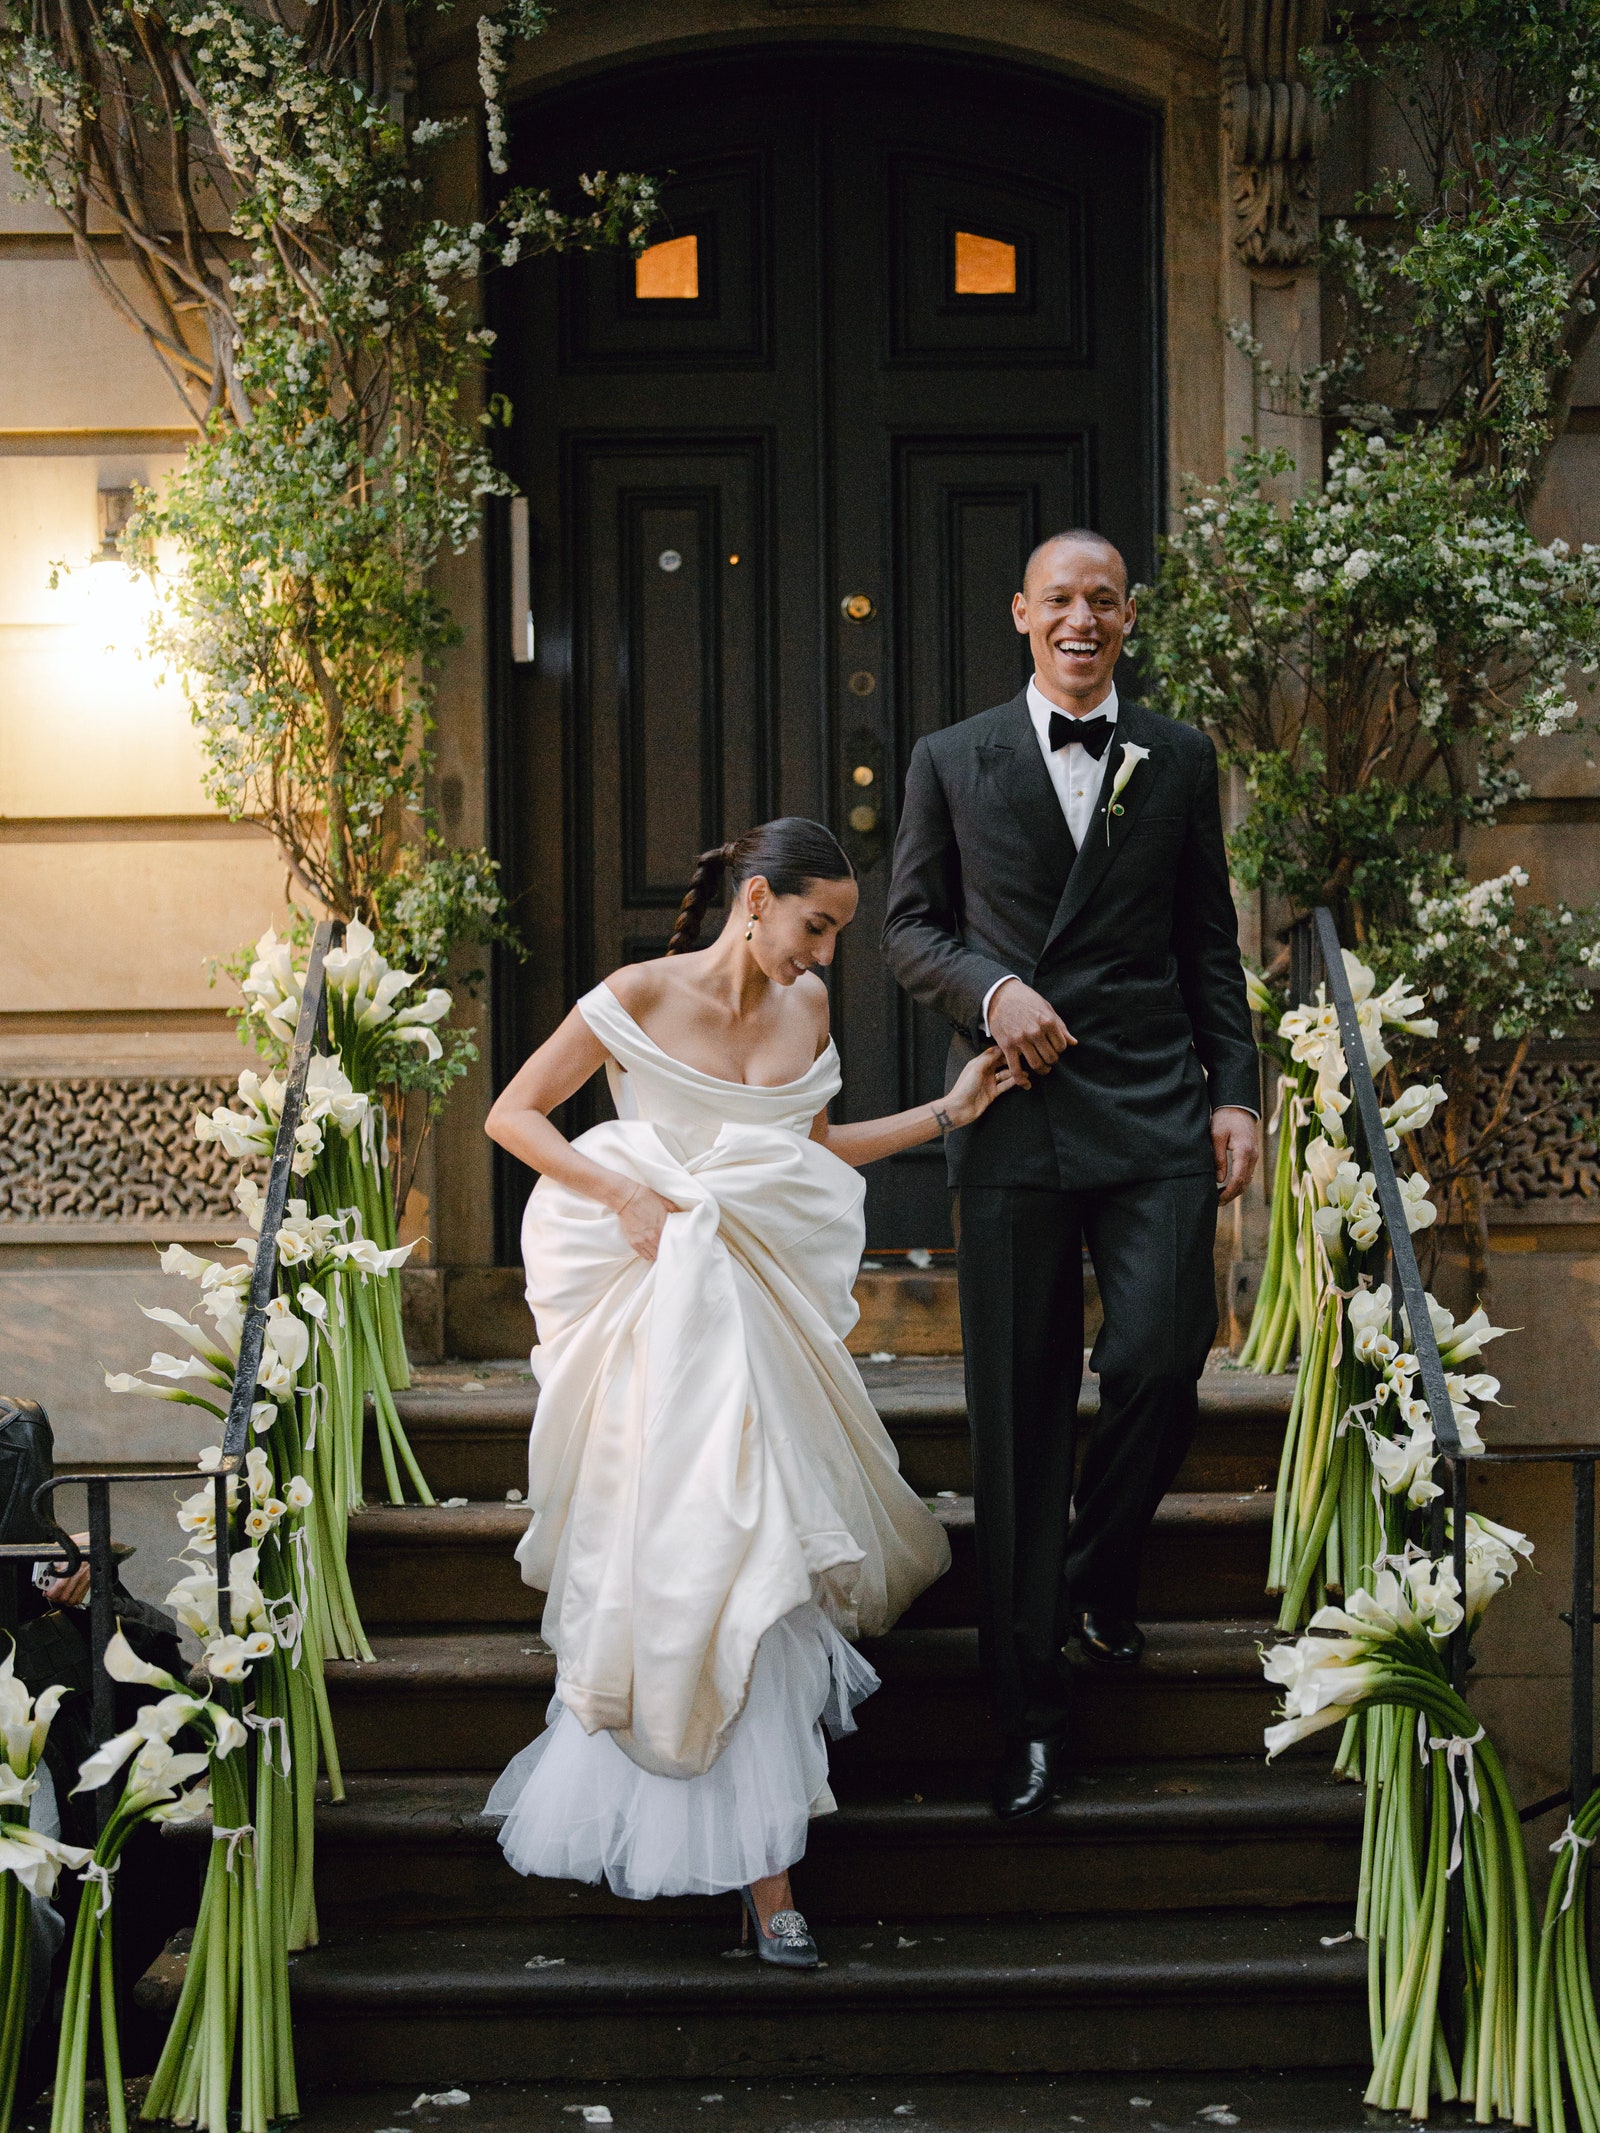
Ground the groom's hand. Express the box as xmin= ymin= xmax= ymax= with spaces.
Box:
xmin=1212 ymin=1107 xmax=1260 ymax=1206
xmin=986 ymin=981 xmax=1075 ymax=1089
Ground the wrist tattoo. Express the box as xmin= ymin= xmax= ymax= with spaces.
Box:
xmin=932 ymin=1104 xmax=955 ymax=1135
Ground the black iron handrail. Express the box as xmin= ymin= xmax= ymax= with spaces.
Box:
xmin=208 ymin=917 xmax=335 ymax=1617
xmin=0 ymin=918 xmax=337 ymax=1826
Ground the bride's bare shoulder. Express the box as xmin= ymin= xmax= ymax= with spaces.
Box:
xmin=795 ymin=971 xmax=832 ymax=1053
xmin=601 ymin=958 xmax=689 ymax=1015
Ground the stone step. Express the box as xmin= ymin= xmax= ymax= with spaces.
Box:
xmin=311 ymin=1760 xmax=1359 ymax=1931
xmin=344 ymin=1491 xmax=1275 ymax=1631
xmin=322 ymin=1620 xmax=1287 ymax=1773
xmin=379 ymin=1361 xmax=1296 ymax=1502
xmin=427 ymin=1261 xmax=969 ymax=1364
xmin=285 ymin=1907 xmax=1369 ymax=2083
xmin=267 ymin=2070 xmax=1383 ymax=2132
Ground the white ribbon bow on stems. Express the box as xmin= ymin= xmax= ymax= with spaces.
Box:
xmin=244 ymin=1706 xmax=293 ymax=1779
xmin=1417 ymin=1714 xmax=1486 ymax=1876
xmin=78 ymin=1856 xmax=119 ymax=1919
xmin=212 ymin=1821 xmax=260 ymax=1888
xmin=1552 ymin=1817 xmax=1596 ymax=1912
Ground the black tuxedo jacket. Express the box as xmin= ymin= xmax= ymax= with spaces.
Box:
xmin=882 ymin=689 xmax=1260 ymax=1190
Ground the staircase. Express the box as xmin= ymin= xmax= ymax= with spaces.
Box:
xmin=287 ymin=1349 xmax=1368 ymax=2085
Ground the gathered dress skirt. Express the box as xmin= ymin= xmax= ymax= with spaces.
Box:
xmin=484 ymin=1600 xmax=879 ymax=1900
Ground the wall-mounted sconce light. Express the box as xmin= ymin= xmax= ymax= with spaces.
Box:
xmin=96 ymin=486 xmax=138 ymax=562
xmin=509 ymin=495 xmax=535 ymax=664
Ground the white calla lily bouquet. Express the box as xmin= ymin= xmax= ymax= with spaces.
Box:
xmin=81 ymin=913 xmax=447 ymax=2128
xmin=236 ymin=917 xmax=469 ymax=1270
xmin=48 ymin=1634 xmax=232 ymax=2133
xmin=1244 ymin=951 xmax=1486 ymax=1634
xmin=1264 ymin=1525 xmax=1536 ymax=2123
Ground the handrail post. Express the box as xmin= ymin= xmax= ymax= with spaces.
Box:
xmin=1289 ymin=910 xmax=1319 ymax=1009
xmin=214 ymin=1466 xmax=231 ymax=1639
xmin=1449 ymin=1457 xmax=1469 ymax=1698
xmin=86 ymin=1477 xmax=116 ymax=1833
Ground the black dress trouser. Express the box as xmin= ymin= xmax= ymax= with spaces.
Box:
xmin=954 ymin=1174 xmax=1220 ymax=1744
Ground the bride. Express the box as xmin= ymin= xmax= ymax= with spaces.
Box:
xmin=482 ymin=816 xmax=1013 ymax=1966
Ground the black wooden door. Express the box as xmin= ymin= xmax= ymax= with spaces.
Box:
xmin=496 ymin=50 xmax=1158 ymax=1251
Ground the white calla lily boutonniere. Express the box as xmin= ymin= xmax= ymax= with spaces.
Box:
xmin=1105 ymin=741 xmax=1152 ymax=840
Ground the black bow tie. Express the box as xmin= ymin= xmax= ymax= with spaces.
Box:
xmin=1048 ymin=709 xmax=1116 ymax=759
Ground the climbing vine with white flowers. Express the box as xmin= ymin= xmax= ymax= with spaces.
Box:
xmin=0 ymin=0 xmax=657 ymax=1025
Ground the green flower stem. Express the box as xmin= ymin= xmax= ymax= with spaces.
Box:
xmin=1241 ymin=1062 xmax=1310 ymax=1375
xmin=357 ymin=1281 xmax=433 ymax=1504
xmin=1335 ymin=1672 xmax=1534 ymax=2125
xmin=1271 ymin=1285 xmax=1331 ymax=1595
xmin=1266 ymin=1350 xmax=1306 ymax=1593
xmin=0 ymin=1860 xmax=30 ymax=2133
xmin=1277 ymin=1427 xmax=1346 ymax=1630
xmin=1367 ymin=1735 xmax=1451 ymax=2111
xmin=1356 ymin=1707 xmax=1384 ymax=1942
xmin=141 ymin=1856 xmax=215 ymax=2121
xmin=99 ymin=1893 xmax=125 ymax=2133
xmin=1241 ymin=1103 xmax=1295 ymax=1368
xmin=237 ymin=1843 xmax=264 ymax=2133
xmin=287 ymin=1658 xmax=322 ymax=1938
xmin=50 ymin=1806 xmax=140 ymax=2133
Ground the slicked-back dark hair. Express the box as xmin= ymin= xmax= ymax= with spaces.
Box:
xmin=666 ymin=817 xmax=857 ymax=955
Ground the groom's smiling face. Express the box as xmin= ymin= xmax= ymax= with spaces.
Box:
xmin=1011 ymin=534 xmax=1135 ymax=714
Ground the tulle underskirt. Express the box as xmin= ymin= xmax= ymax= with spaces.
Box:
xmin=483 ymin=1601 xmax=879 ymax=1901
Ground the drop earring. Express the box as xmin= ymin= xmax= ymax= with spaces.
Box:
xmin=745 ymin=915 xmax=756 ymax=941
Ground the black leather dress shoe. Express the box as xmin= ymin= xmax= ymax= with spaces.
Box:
xmin=1078 ymin=1610 xmax=1146 ymax=1666
xmin=992 ymin=1736 xmax=1063 ymax=1819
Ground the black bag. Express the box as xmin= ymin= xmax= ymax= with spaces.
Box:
xmin=0 ymin=1394 xmax=56 ymax=1633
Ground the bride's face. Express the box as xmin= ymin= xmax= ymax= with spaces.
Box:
xmin=743 ymin=874 xmax=860 ymax=985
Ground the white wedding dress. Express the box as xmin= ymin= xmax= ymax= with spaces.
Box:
xmin=485 ymin=982 xmax=950 ymax=1900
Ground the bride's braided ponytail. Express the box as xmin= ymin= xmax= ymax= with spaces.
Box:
xmin=664 ymin=819 xmax=855 ymax=955
xmin=667 ymin=843 xmax=739 ymax=955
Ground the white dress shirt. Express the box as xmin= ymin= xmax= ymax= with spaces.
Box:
xmin=980 ymin=681 xmax=1118 ymax=1034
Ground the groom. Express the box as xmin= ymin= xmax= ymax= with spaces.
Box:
xmin=883 ymin=529 xmax=1260 ymax=1819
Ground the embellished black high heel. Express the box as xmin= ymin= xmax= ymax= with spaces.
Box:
xmin=739 ymin=1885 xmax=820 ymax=1968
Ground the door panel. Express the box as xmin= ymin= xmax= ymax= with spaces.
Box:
xmin=497 ymin=50 xmax=1157 ymax=1250
xmin=573 ymin=438 xmax=769 ymax=975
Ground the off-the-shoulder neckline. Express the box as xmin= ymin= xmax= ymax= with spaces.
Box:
xmin=589 ymin=982 xmax=838 ymax=1092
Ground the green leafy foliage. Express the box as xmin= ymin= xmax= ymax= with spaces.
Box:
xmin=1138 ymin=431 xmax=1600 ymax=925
xmin=1308 ymin=0 xmax=1600 ymax=487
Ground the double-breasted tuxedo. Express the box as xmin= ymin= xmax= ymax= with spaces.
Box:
xmin=883 ymin=685 xmax=1259 ymax=1743
xmin=884 ymin=691 xmax=1259 ymax=1186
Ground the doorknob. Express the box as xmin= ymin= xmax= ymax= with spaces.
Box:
xmin=840 ymin=593 xmax=876 ymax=623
